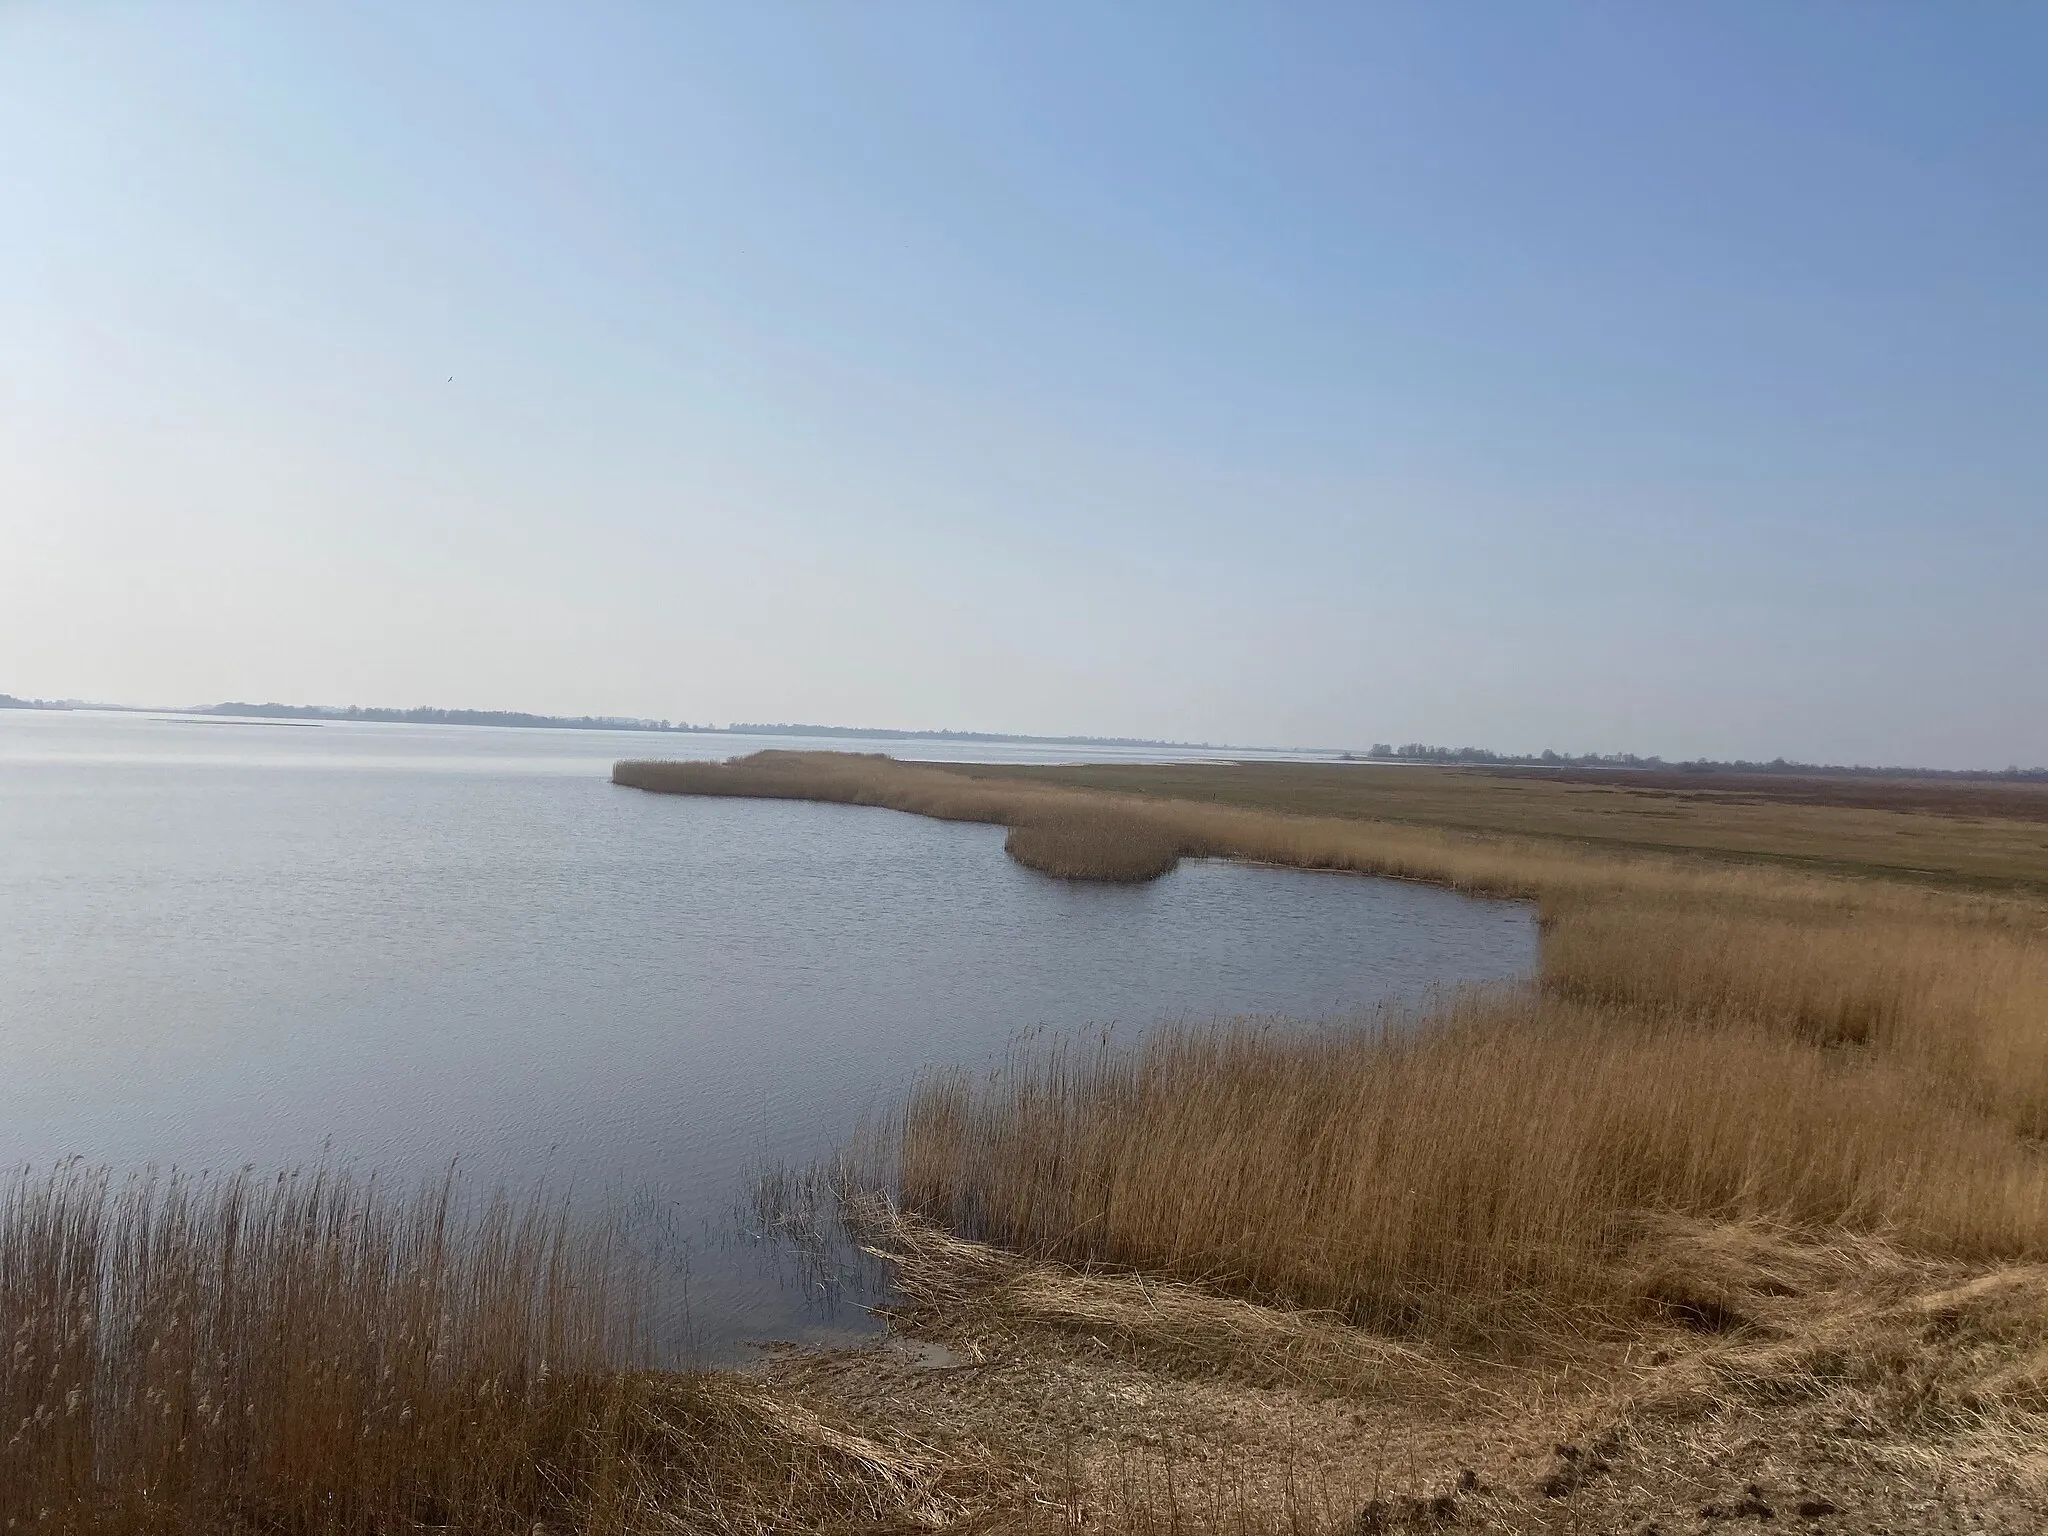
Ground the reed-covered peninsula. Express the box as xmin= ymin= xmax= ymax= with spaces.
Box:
xmin=620 ymin=752 xmax=2048 ymax=1290
xmin=615 ymin=750 xmax=2048 ymax=1526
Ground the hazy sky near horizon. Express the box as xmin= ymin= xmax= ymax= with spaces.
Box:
xmin=3 ymin=5 xmax=2043 ymax=764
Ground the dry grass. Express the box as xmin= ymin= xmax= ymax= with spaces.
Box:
xmin=1486 ymin=764 xmax=2048 ymax=822
xmin=858 ymin=1199 xmax=1454 ymax=1397
xmin=882 ymin=999 xmax=2048 ymax=1341
xmin=0 ymin=1163 xmax=983 ymax=1534
xmin=1542 ymin=893 xmax=2048 ymax=1138
xmin=1003 ymin=812 xmax=1185 ymax=883
xmin=924 ymin=757 xmax=2048 ymax=891
xmin=770 ymin=1209 xmax=2048 ymax=1531
xmin=1 ymin=1164 xmax=648 ymax=1532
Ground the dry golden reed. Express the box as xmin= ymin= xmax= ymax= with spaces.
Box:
xmin=2 ymin=1166 xmax=996 ymax=1534
xmin=1542 ymin=895 xmax=2048 ymax=1137
xmin=885 ymin=998 xmax=2048 ymax=1339
xmin=0 ymin=1164 xmax=645 ymax=1533
xmin=1002 ymin=812 xmax=1184 ymax=882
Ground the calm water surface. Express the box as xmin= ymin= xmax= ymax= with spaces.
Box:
xmin=1 ymin=710 xmax=1536 ymax=1354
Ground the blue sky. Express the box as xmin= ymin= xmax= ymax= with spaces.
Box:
xmin=3 ymin=4 xmax=2042 ymax=763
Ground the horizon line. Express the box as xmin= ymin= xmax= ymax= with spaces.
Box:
xmin=5 ymin=693 xmax=2047 ymax=781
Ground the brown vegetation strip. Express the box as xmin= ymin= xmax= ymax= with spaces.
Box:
xmin=1483 ymin=764 xmax=2048 ymax=822
xmin=906 ymin=757 xmax=2048 ymax=890
xmin=885 ymin=999 xmax=2048 ymax=1340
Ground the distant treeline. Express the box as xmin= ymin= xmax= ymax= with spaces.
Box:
xmin=2 ymin=695 xmax=1197 ymax=747
xmin=727 ymin=722 xmax=1211 ymax=748
xmin=196 ymin=703 xmax=703 ymax=733
xmin=1358 ymin=743 xmax=2048 ymax=782
xmin=198 ymin=708 xmax=1203 ymax=746
xmin=8 ymin=691 xmax=2042 ymax=777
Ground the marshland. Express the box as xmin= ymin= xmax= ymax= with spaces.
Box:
xmin=616 ymin=750 xmax=2048 ymax=1528
xmin=14 ymin=1 xmax=2043 ymax=1526
xmin=9 ymin=716 xmax=2045 ymax=1530
xmin=3 ymin=712 xmax=1540 ymax=1531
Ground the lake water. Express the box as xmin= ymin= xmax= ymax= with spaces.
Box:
xmin=0 ymin=709 xmax=1537 ymax=1356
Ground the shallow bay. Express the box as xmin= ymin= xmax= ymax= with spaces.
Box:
xmin=1 ymin=710 xmax=1536 ymax=1354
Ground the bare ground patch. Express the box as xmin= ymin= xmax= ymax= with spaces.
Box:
xmin=752 ymin=1215 xmax=2048 ymax=1533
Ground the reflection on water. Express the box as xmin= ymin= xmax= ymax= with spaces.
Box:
xmin=0 ymin=710 xmax=1536 ymax=1357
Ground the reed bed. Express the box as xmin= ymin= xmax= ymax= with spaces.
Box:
xmin=1003 ymin=811 xmax=1184 ymax=882
xmin=614 ymin=752 xmax=1560 ymax=898
xmin=0 ymin=1164 xmax=650 ymax=1532
xmin=622 ymin=750 xmax=2048 ymax=1345
xmin=614 ymin=750 xmax=2048 ymax=907
xmin=1542 ymin=894 xmax=2048 ymax=1137
xmin=1 ymin=1162 xmax=1002 ymax=1533
xmin=882 ymin=997 xmax=2048 ymax=1340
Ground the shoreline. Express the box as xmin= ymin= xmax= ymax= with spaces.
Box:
xmin=610 ymin=750 xmax=2048 ymax=1527
xmin=11 ymin=751 xmax=2048 ymax=1530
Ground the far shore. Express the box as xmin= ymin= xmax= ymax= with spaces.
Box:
xmin=10 ymin=750 xmax=2048 ymax=1531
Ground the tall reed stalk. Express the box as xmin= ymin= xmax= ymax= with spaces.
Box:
xmin=0 ymin=1164 xmax=645 ymax=1533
